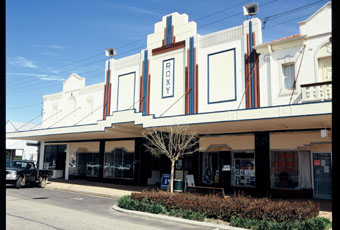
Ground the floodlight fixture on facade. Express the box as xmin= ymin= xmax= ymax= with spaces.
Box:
xmin=105 ymin=48 xmax=117 ymax=57
xmin=243 ymin=2 xmax=259 ymax=16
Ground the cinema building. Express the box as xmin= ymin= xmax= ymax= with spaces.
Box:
xmin=7 ymin=2 xmax=332 ymax=199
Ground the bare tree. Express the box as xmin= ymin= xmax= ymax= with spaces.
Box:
xmin=143 ymin=126 xmax=199 ymax=192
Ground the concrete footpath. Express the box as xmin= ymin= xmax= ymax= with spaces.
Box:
xmin=45 ymin=179 xmax=332 ymax=222
xmin=45 ymin=179 xmax=146 ymax=199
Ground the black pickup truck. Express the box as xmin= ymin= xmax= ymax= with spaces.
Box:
xmin=6 ymin=160 xmax=53 ymax=189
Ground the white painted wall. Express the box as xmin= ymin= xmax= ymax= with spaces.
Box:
xmin=149 ymin=48 xmax=186 ymax=117
xmin=39 ymin=5 xmax=330 ymax=130
xmin=256 ymin=2 xmax=331 ymax=107
xmin=198 ymin=35 xmax=244 ymax=113
xmin=299 ymin=3 xmax=331 ymax=38
xmin=107 ymin=15 xmax=262 ymax=117
xmin=109 ymin=54 xmax=141 ymax=113
xmin=42 ymin=74 xmax=104 ymax=128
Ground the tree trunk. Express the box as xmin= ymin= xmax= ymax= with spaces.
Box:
xmin=169 ymin=159 xmax=176 ymax=193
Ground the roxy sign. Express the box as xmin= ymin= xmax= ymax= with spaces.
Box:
xmin=162 ymin=58 xmax=174 ymax=98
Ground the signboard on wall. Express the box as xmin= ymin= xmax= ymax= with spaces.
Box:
xmin=222 ymin=165 xmax=230 ymax=171
xmin=162 ymin=58 xmax=174 ymax=98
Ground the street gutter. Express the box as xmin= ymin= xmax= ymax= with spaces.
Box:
xmin=112 ymin=204 xmax=248 ymax=230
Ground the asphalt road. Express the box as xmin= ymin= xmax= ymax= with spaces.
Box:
xmin=6 ymin=185 xmax=212 ymax=230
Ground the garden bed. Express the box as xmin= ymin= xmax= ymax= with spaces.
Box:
xmin=118 ymin=190 xmax=332 ymax=230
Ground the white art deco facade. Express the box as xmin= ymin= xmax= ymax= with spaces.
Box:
xmin=7 ymin=2 xmax=332 ymax=199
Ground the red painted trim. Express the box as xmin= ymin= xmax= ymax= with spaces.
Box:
xmin=144 ymin=60 xmax=150 ymax=115
xmin=195 ymin=64 xmax=198 ymax=114
xmin=107 ymin=67 xmax=112 ymax=116
xmin=252 ymin=32 xmax=260 ymax=108
xmin=152 ymin=40 xmax=185 ymax=56
xmin=193 ymin=48 xmax=197 ymax=114
xmin=140 ymin=61 xmax=145 ymax=113
xmin=172 ymin=25 xmax=175 ymax=43
xmin=103 ymin=86 xmax=107 ymax=120
xmin=255 ymin=53 xmax=260 ymax=107
xmin=245 ymin=53 xmax=251 ymax=109
xmin=147 ymin=74 xmax=151 ymax=115
xmin=253 ymin=53 xmax=258 ymax=108
xmin=245 ymin=34 xmax=252 ymax=109
xmin=252 ymin=32 xmax=256 ymax=46
xmin=103 ymin=68 xmax=111 ymax=120
xmin=162 ymin=28 xmax=166 ymax=46
xmin=139 ymin=76 xmax=143 ymax=112
xmin=185 ymin=67 xmax=189 ymax=114
xmin=252 ymin=32 xmax=257 ymax=108
xmin=247 ymin=54 xmax=252 ymax=109
xmin=108 ymin=83 xmax=112 ymax=115
xmin=187 ymin=49 xmax=190 ymax=114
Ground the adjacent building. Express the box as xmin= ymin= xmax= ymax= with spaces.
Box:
xmin=7 ymin=2 xmax=332 ymax=199
xmin=6 ymin=121 xmax=41 ymax=166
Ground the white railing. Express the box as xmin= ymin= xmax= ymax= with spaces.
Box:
xmin=301 ymin=81 xmax=332 ymax=102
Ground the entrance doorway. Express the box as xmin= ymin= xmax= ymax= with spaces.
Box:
xmin=313 ymin=152 xmax=332 ymax=199
xmin=201 ymin=151 xmax=232 ymax=193
xmin=44 ymin=145 xmax=67 ymax=178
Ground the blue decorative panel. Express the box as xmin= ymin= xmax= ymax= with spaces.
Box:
xmin=166 ymin=16 xmax=172 ymax=45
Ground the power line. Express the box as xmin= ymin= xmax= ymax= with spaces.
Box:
xmin=6 ymin=52 xmax=104 ymax=87
xmin=264 ymin=13 xmax=315 ymax=30
xmin=7 ymin=57 xmax=107 ymax=90
xmin=7 ymin=64 xmax=105 ymax=92
xmin=16 ymin=113 xmax=42 ymax=131
xmin=94 ymin=0 xmax=254 ymax=54
xmin=7 ymin=0 xmax=317 ymax=95
xmin=8 ymin=0 xmax=266 ymax=94
xmin=97 ymin=0 xmax=278 ymax=60
xmin=30 ymin=109 xmax=63 ymax=130
xmin=16 ymin=14 xmax=311 ymax=105
xmin=7 ymin=102 xmax=42 ymax=110
xmin=7 ymin=1 xmax=325 ymax=127
xmin=262 ymin=0 xmax=327 ymax=28
xmin=5 ymin=0 xmax=262 ymax=90
xmin=7 ymin=73 xmax=104 ymax=95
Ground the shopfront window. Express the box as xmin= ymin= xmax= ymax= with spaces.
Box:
xmin=86 ymin=153 xmax=100 ymax=177
xmin=104 ymin=148 xmax=134 ymax=179
xmin=44 ymin=145 xmax=66 ymax=170
xmin=69 ymin=151 xmax=87 ymax=176
xmin=69 ymin=142 xmax=100 ymax=177
xmin=6 ymin=150 xmax=12 ymax=166
xmin=44 ymin=145 xmax=57 ymax=169
xmin=231 ymin=152 xmax=255 ymax=187
xmin=202 ymin=152 xmax=219 ymax=185
xmin=104 ymin=141 xmax=135 ymax=179
xmin=270 ymin=151 xmax=298 ymax=189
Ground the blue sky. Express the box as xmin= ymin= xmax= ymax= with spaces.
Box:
xmin=6 ymin=0 xmax=330 ymax=125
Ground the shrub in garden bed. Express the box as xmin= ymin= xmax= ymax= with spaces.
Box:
xmin=230 ymin=216 xmax=332 ymax=230
xmin=130 ymin=190 xmax=319 ymax=222
xmin=118 ymin=195 xmax=205 ymax=221
xmin=168 ymin=208 xmax=206 ymax=221
xmin=118 ymin=195 xmax=166 ymax=214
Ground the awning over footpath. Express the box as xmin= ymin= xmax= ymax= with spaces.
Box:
xmin=6 ymin=101 xmax=331 ymax=142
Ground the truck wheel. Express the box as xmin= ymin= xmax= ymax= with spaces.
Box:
xmin=38 ymin=178 xmax=47 ymax=188
xmin=16 ymin=176 xmax=25 ymax=189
